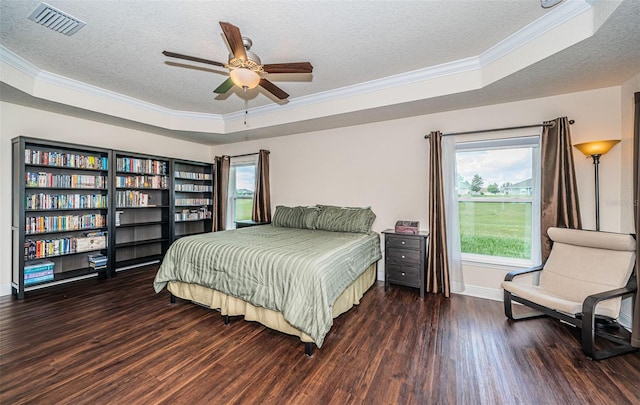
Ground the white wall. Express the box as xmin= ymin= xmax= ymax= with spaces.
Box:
xmin=0 ymin=102 xmax=213 ymax=295
xmin=212 ymin=86 xmax=628 ymax=301
xmin=1 ymin=85 xmax=634 ymax=305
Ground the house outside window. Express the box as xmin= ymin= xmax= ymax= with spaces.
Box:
xmin=455 ymin=136 xmax=541 ymax=266
xmin=227 ymin=155 xmax=257 ymax=228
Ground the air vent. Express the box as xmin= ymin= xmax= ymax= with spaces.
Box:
xmin=27 ymin=2 xmax=86 ymax=36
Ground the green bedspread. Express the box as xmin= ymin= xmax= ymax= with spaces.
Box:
xmin=153 ymin=225 xmax=381 ymax=347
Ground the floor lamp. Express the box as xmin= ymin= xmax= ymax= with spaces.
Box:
xmin=573 ymin=139 xmax=621 ymax=231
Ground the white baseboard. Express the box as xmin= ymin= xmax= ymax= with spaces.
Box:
xmin=455 ymin=285 xmax=503 ymax=302
xmin=0 ymin=284 xmax=13 ymax=297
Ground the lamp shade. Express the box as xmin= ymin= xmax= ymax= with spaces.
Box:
xmin=230 ymin=68 xmax=260 ymax=90
xmin=573 ymin=139 xmax=621 ymax=156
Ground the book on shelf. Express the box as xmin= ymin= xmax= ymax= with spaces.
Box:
xmin=24 ymin=260 xmax=55 ymax=285
xmin=174 ymin=171 xmax=212 ymax=180
xmin=88 ymin=253 xmax=108 ymax=270
xmin=117 ymin=157 xmax=167 ymax=175
xmin=24 ymin=231 xmax=108 ymax=259
xmin=116 ymin=191 xmax=156 ymax=207
xmin=25 ymin=149 xmax=108 ymax=170
xmin=26 ymin=172 xmax=107 ymax=189
xmin=116 ymin=211 xmax=124 ymax=227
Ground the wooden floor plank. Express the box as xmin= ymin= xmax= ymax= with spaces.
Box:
xmin=1 ymin=265 xmax=638 ymax=404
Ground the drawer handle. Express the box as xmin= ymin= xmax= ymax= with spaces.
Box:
xmin=401 ymin=241 xmax=405 ymax=245
xmin=401 ymin=255 xmax=405 ymax=259
xmin=401 ymin=272 xmax=405 ymax=276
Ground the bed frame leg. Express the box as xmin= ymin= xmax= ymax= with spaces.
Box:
xmin=305 ymin=342 xmax=313 ymax=357
xmin=170 ymin=293 xmax=176 ymax=304
xmin=224 ymin=315 xmax=230 ymax=325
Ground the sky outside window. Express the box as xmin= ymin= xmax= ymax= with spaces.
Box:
xmin=235 ymin=165 xmax=255 ymax=193
xmin=456 ymin=148 xmax=532 ymax=188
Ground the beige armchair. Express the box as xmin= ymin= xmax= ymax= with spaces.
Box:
xmin=502 ymin=227 xmax=637 ymax=360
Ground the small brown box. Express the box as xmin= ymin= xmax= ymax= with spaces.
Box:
xmin=76 ymin=235 xmax=107 ymax=252
xmin=394 ymin=220 xmax=419 ymax=234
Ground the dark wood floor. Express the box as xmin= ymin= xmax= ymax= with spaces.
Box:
xmin=1 ymin=265 xmax=639 ymax=405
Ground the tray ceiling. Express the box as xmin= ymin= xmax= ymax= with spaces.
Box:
xmin=1 ymin=0 xmax=639 ymax=144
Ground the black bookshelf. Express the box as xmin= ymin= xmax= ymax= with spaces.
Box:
xmin=12 ymin=137 xmax=111 ymax=299
xmin=111 ymin=151 xmax=171 ymax=270
xmin=11 ymin=137 xmax=217 ymax=298
xmin=172 ymin=159 xmax=214 ymax=240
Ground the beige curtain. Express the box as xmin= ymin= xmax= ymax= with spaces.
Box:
xmin=632 ymin=92 xmax=640 ymax=348
xmin=540 ymin=117 xmax=582 ymax=262
xmin=426 ymin=131 xmax=451 ymax=297
xmin=252 ymin=149 xmax=272 ymax=223
xmin=213 ymin=155 xmax=230 ymax=231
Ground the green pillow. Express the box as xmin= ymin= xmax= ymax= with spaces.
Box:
xmin=315 ymin=205 xmax=376 ymax=233
xmin=272 ymin=205 xmax=320 ymax=229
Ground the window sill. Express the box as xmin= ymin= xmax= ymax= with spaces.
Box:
xmin=461 ymin=254 xmax=538 ymax=271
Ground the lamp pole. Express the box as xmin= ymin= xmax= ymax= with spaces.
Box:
xmin=591 ymin=154 xmax=602 ymax=231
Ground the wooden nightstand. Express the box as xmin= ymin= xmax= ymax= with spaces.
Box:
xmin=383 ymin=229 xmax=429 ymax=298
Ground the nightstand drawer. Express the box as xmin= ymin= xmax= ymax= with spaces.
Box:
xmin=386 ymin=248 xmax=421 ymax=265
xmin=386 ymin=265 xmax=420 ymax=286
xmin=386 ymin=237 xmax=421 ymax=250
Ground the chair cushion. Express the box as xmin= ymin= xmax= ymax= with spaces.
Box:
xmin=501 ymin=281 xmax=620 ymax=318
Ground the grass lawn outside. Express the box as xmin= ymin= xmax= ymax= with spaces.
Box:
xmin=234 ymin=198 xmax=254 ymax=222
xmin=458 ymin=201 xmax=532 ymax=259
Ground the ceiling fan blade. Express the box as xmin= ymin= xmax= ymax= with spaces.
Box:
xmin=163 ymin=51 xmax=226 ymax=67
xmin=213 ymin=78 xmax=234 ymax=94
xmin=262 ymin=62 xmax=313 ymax=74
xmin=259 ymin=78 xmax=289 ymax=100
xmin=219 ymin=22 xmax=247 ymax=61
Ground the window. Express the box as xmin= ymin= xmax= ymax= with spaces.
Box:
xmin=455 ymin=136 xmax=541 ymax=266
xmin=227 ymin=155 xmax=257 ymax=228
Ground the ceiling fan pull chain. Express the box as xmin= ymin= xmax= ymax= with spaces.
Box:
xmin=244 ymin=98 xmax=249 ymax=126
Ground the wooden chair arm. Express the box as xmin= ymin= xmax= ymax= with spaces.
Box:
xmin=580 ymin=275 xmax=638 ymax=359
xmin=504 ymin=265 xmax=544 ymax=282
xmin=583 ymin=275 xmax=637 ymax=314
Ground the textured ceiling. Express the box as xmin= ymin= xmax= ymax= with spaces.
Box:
xmin=1 ymin=0 xmax=639 ymax=144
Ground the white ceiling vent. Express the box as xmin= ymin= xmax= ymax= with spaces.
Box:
xmin=27 ymin=2 xmax=86 ymax=36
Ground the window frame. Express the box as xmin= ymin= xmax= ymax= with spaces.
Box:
xmin=455 ymin=135 xmax=541 ymax=267
xmin=226 ymin=155 xmax=258 ymax=229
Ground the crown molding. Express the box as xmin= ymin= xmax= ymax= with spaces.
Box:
xmin=480 ymin=0 xmax=592 ymax=66
xmin=36 ymin=69 xmax=221 ymax=123
xmin=1 ymin=0 xmax=597 ymax=133
xmin=1 ymin=44 xmax=40 ymax=76
xmin=0 ymin=44 xmax=224 ymax=126
xmin=224 ymin=55 xmax=482 ymax=123
xmin=225 ymin=1 xmax=594 ymax=126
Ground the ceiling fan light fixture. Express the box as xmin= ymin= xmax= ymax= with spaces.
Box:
xmin=230 ymin=67 xmax=260 ymax=90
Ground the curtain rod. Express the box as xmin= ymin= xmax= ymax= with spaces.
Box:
xmin=423 ymin=120 xmax=575 ymax=139
xmin=228 ymin=150 xmax=270 ymax=159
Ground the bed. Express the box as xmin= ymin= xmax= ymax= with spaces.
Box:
xmin=153 ymin=205 xmax=382 ymax=355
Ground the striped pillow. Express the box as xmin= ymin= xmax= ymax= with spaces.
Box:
xmin=272 ymin=205 xmax=320 ymax=229
xmin=315 ymin=205 xmax=376 ymax=233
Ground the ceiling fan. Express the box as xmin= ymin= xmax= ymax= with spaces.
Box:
xmin=163 ymin=21 xmax=313 ymax=100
